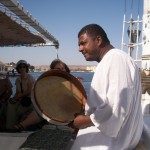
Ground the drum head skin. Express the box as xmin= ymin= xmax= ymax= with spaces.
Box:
xmin=32 ymin=70 xmax=87 ymax=123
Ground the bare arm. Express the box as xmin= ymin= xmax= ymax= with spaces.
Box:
xmin=1 ymin=78 xmax=12 ymax=103
xmin=19 ymin=111 xmax=41 ymax=128
xmin=14 ymin=110 xmax=43 ymax=131
xmin=2 ymin=86 xmax=12 ymax=103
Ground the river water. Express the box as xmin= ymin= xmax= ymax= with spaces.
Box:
xmin=9 ymin=71 xmax=94 ymax=96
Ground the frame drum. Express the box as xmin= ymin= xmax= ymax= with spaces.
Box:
xmin=31 ymin=70 xmax=87 ymax=124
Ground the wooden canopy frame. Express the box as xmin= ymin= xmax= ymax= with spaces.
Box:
xmin=0 ymin=0 xmax=59 ymax=48
xmin=0 ymin=11 xmax=45 ymax=46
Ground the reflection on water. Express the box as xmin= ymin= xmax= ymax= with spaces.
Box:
xmin=9 ymin=71 xmax=94 ymax=97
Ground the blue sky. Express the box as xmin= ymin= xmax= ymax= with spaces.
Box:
xmin=0 ymin=0 xmax=143 ymax=66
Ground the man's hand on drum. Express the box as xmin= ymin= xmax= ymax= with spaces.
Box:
xmin=73 ymin=115 xmax=94 ymax=129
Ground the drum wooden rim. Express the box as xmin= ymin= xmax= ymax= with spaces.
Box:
xmin=32 ymin=70 xmax=87 ymax=123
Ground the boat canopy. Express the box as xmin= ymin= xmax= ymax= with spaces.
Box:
xmin=0 ymin=0 xmax=59 ymax=48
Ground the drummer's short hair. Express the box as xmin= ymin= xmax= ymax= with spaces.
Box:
xmin=78 ymin=24 xmax=110 ymax=44
xmin=50 ymin=59 xmax=70 ymax=73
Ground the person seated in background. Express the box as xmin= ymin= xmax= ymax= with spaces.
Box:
xmin=6 ymin=60 xmax=35 ymax=131
xmin=0 ymin=74 xmax=12 ymax=131
xmin=14 ymin=59 xmax=71 ymax=131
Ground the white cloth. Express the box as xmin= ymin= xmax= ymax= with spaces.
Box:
xmin=71 ymin=49 xmax=143 ymax=150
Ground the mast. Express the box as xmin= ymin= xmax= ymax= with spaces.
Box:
xmin=121 ymin=0 xmax=142 ymax=65
xmin=121 ymin=0 xmax=150 ymax=115
xmin=142 ymin=0 xmax=150 ymax=71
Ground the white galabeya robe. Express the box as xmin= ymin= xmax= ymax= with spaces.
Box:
xmin=71 ymin=49 xmax=143 ymax=150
